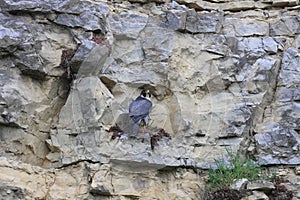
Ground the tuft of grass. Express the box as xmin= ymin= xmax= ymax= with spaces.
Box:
xmin=207 ymin=148 xmax=261 ymax=191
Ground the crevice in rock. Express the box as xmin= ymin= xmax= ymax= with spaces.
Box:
xmin=57 ymin=159 xmax=101 ymax=169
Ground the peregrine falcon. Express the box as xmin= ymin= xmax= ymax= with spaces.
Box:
xmin=129 ymin=89 xmax=152 ymax=127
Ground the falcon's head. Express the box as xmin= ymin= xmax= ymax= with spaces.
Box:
xmin=140 ymin=89 xmax=151 ymax=100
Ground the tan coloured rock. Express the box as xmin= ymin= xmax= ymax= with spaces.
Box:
xmin=58 ymin=76 xmax=113 ymax=132
xmin=0 ymin=157 xmax=90 ymax=199
xmin=177 ymin=0 xmax=272 ymax=10
xmin=90 ymin=166 xmax=204 ymax=199
xmin=1 ymin=0 xmax=300 ymax=199
xmin=247 ymin=180 xmax=275 ymax=191
xmin=272 ymin=0 xmax=299 ymax=6
xmin=241 ymin=191 xmax=269 ymax=200
xmin=223 ymin=18 xmax=269 ymax=36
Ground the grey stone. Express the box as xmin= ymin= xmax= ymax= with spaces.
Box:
xmin=67 ymin=31 xmax=97 ymax=74
xmin=57 ymin=76 xmax=113 ymax=132
xmin=129 ymin=0 xmax=167 ymax=2
xmin=1 ymin=1 xmax=300 ymax=199
xmin=295 ymin=35 xmax=300 ymax=49
xmin=176 ymin=0 xmax=271 ymax=11
xmin=0 ymin=0 xmax=56 ymax=12
xmin=262 ymin=38 xmax=278 ymax=54
xmin=56 ymin=0 xmax=109 ymax=15
xmin=237 ymin=37 xmax=265 ymax=57
xmin=254 ymin=122 xmax=300 ymax=165
xmin=272 ymin=0 xmax=299 ymax=7
xmin=90 ymin=164 xmax=113 ymax=195
xmin=54 ymin=13 xmax=103 ymax=31
xmin=166 ymin=10 xmax=187 ymax=31
xmin=0 ymin=12 xmax=46 ymax=79
xmin=230 ymin=178 xmax=248 ymax=190
xmin=1 ymin=0 xmax=109 ymax=15
xmin=186 ymin=10 xmax=222 ymax=33
xmin=108 ymin=11 xmax=148 ymax=39
xmin=270 ymin=15 xmax=300 ymax=36
xmin=141 ymin=23 xmax=174 ymax=62
xmin=278 ymin=48 xmax=300 ymax=87
xmin=241 ymin=191 xmax=269 ymax=200
xmin=52 ymin=0 xmax=109 ymax=32
xmin=223 ymin=18 xmax=269 ymax=36
xmin=268 ymin=48 xmax=300 ymax=132
xmin=247 ymin=180 xmax=275 ymax=191
xmin=77 ymin=45 xmax=110 ymax=77
xmin=0 ymin=185 xmax=25 ymax=200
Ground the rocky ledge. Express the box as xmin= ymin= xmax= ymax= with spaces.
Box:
xmin=0 ymin=0 xmax=299 ymax=199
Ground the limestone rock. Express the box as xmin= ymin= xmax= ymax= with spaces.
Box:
xmin=0 ymin=157 xmax=90 ymax=199
xmin=230 ymin=178 xmax=249 ymax=190
xmin=223 ymin=17 xmax=269 ymax=36
xmin=272 ymin=0 xmax=299 ymax=7
xmin=270 ymin=15 xmax=300 ymax=36
xmin=0 ymin=0 xmax=56 ymax=12
xmin=54 ymin=13 xmax=105 ymax=31
xmin=0 ymin=185 xmax=26 ymax=200
xmin=53 ymin=0 xmax=109 ymax=31
xmin=1 ymin=0 xmax=300 ymax=199
xmin=185 ymin=10 xmax=222 ymax=33
xmin=90 ymin=165 xmax=204 ymax=199
xmin=108 ymin=11 xmax=148 ymax=39
xmin=166 ymin=10 xmax=187 ymax=31
xmin=254 ymin=122 xmax=300 ymax=165
xmin=77 ymin=45 xmax=111 ymax=77
xmin=241 ymin=191 xmax=269 ymax=200
xmin=247 ymin=180 xmax=275 ymax=191
xmin=57 ymin=76 xmax=113 ymax=132
xmin=177 ymin=0 xmax=272 ymax=11
xmin=90 ymin=165 xmax=113 ymax=195
xmin=262 ymin=38 xmax=278 ymax=54
xmin=141 ymin=24 xmax=174 ymax=61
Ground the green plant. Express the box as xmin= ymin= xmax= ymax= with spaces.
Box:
xmin=207 ymin=148 xmax=261 ymax=191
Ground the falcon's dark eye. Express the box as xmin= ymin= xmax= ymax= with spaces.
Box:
xmin=141 ymin=90 xmax=147 ymax=97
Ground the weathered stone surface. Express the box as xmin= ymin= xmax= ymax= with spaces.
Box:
xmin=270 ymin=15 xmax=300 ymax=36
xmin=141 ymin=24 xmax=174 ymax=61
xmin=177 ymin=0 xmax=272 ymax=11
xmin=166 ymin=10 xmax=187 ymax=31
xmin=247 ymin=180 xmax=275 ymax=191
xmin=186 ymin=10 xmax=222 ymax=33
xmin=223 ymin=17 xmax=269 ymax=36
xmin=54 ymin=13 xmax=105 ymax=31
xmin=274 ymin=48 xmax=300 ymax=129
xmin=241 ymin=191 xmax=269 ymax=200
xmin=57 ymin=76 xmax=113 ymax=132
xmin=108 ymin=11 xmax=148 ymax=39
xmin=272 ymin=0 xmax=299 ymax=6
xmin=0 ymin=185 xmax=26 ymax=200
xmin=90 ymin=165 xmax=204 ymax=199
xmin=0 ymin=0 xmax=56 ymax=12
xmin=230 ymin=178 xmax=249 ymax=190
xmin=1 ymin=0 xmax=300 ymax=199
xmin=254 ymin=122 xmax=300 ymax=165
xmin=262 ymin=37 xmax=278 ymax=53
xmin=0 ymin=157 xmax=90 ymax=199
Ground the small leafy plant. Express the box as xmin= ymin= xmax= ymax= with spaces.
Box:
xmin=207 ymin=148 xmax=261 ymax=191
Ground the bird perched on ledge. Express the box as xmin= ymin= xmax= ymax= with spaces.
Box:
xmin=129 ymin=89 xmax=152 ymax=130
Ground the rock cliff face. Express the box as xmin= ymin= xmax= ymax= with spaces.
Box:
xmin=0 ymin=0 xmax=299 ymax=199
